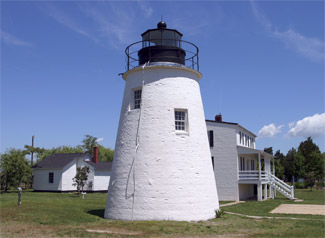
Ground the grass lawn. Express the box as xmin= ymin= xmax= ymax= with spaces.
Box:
xmin=0 ymin=189 xmax=324 ymax=237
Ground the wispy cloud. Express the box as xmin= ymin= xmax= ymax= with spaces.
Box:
xmin=44 ymin=5 xmax=99 ymax=44
xmin=137 ymin=0 xmax=153 ymax=18
xmin=250 ymin=0 xmax=324 ymax=62
xmin=288 ymin=121 xmax=295 ymax=129
xmin=258 ymin=123 xmax=284 ymax=138
xmin=42 ymin=2 xmax=140 ymax=50
xmin=1 ymin=30 xmax=31 ymax=47
xmin=287 ymin=113 xmax=325 ymax=138
xmin=96 ymin=138 xmax=104 ymax=143
xmin=79 ymin=5 xmax=135 ymax=48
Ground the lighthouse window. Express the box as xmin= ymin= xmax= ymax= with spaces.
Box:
xmin=174 ymin=110 xmax=187 ymax=131
xmin=133 ymin=89 xmax=142 ymax=109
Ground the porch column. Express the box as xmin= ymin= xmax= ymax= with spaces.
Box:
xmin=257 ymin=183 xmax=263 ymax=201
xmin=258 ymin=152 xmax=261 ymax=180
xmin=264 ymin=184 xmax=267 ymax=200
xmin=269 ymin=184 xmax=272 ymax=198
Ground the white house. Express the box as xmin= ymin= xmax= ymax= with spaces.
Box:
xmin=207 ymin=114 xmax=294 ymax=201
xmin=32 ymin=146 xmax=112 ymax=192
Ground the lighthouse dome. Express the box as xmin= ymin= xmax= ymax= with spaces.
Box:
xmin=157 ymin=21 xmax=167 ymax=29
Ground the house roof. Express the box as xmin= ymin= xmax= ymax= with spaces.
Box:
xmin=206 ymin=119 xmax=238 ymax=126
xmin=237 ymin=146 xmax=274 ymax=158
xmin=206 ymin=119 xmax=257 ymax=137
xmin=32 ymin=153 xmax=112 ymax=170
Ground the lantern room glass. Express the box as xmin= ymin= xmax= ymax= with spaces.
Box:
xmin=142 ymin=29 xmax=182 ymax=48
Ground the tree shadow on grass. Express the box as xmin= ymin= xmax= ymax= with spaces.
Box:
xmin=87 ymin=209 xmax=105 ymax=218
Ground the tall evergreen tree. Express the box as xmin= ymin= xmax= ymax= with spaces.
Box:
xmin=284 ymin=148 xmax=296 ymax=182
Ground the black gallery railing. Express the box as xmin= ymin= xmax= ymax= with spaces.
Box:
xmin=125 ymin=40 xmax=199 ymax=71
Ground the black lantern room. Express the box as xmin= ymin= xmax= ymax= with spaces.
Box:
xmin=125 ymin=21 xmax=199 ymax=71
xmin=138 ymin=21 xmax=186 ymax=65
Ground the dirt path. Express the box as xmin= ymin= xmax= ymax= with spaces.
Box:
xmin=225 ymin=211 xmax=323 ymax=220
xmin=220 ymin=201 xmax=245 ymax=207
xmin=270 ymin=204 xmax=325 ymax=215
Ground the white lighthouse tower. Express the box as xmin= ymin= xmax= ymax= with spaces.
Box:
xmin=105 ymin=21 xmax=219 ymax=221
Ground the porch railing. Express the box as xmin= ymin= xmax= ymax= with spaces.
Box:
xmin=238 ymin=170 xmax=268 ymax=181
xmin=238 ymin=170 xmax=294 ymax=199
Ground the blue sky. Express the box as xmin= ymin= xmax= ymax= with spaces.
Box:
xmin=1 ymin=0 xmax=324 ymax=156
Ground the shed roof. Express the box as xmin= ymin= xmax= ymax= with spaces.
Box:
xmin=85 ymin=161 xmax=112 ymax=171
xmin=32 ymin=153 xmax=112 ymax=170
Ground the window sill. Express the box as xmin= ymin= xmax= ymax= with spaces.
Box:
xmin=175 ymin=131 xmax=189 ymax=136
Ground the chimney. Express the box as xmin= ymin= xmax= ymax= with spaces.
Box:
xmin=215 ymin=114 xmax=222 ymax=122
xmin=93 ymin=145 xmax=98 ymax=163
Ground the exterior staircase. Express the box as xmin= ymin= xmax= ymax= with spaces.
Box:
xmin=268 ymin=173 xmax=295 ymax=200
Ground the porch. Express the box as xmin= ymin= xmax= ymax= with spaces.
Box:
xmin=237 ymin=146 xmax=294 ymax=201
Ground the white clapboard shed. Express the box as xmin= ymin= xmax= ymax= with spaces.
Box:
xmin=32 ymin=146 xmax=112 ymax=192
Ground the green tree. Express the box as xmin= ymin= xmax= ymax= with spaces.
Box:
xmin=264 ymin=147 xmax=273 ymax=155
xmin=292 ymin=152 xmax=305 ymax=179
xmin=81 ymin=135 xmax=97 ymax=156
xmin=37 ymin=146 xmax=84 ymax=162
xmin=30 ymin=135 xmax=114 ymax=164
xmin=72 ymin=166 xmax=90 ymax=193
xmin=98 ymin=145 xmax=114 ymax=162
xmin=24 ymin=145 xmax=45 ymax=166
xmin=298 ymin=137 xmax=323 ymax=181
xmin=298 ymin=137 xmax=320 ymax=159
xmin=284 ymin=148 xmax=296 ymax=182
xmin=274 ymin=150 xmax=285 ymax=180
xmin=80 ymin=135 xmax=114 ymax=162
xmin=0 ymin=149 xmax=31 ymax=191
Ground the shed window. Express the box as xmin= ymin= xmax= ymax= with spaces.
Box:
xmin=49 ymin=172 xmax=54 ymax=183
xmin=134 ymin=89 xmax=142 ymax=109
xmin=208 ymin=130 xmax=214 ymax=147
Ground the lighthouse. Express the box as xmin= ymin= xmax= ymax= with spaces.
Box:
xmin=104 ymin=21 xmax=219 ymax=221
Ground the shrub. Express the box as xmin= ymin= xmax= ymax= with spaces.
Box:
xmin=315 ymin=180 xmax=324 ymax=190
xmin=294 ymin=182 xmax=307 ymax=189
xmin=215 ymin=209 xmax=224 ymax=219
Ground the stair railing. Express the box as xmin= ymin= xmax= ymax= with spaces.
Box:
xmin=268 ymin=172 xmax=294 ymax=199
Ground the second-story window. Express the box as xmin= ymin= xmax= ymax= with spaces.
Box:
xmin=208 ymin=130 xmax=214 ymax=147
xmin=134 ymin=89 xmax=142 ymax=109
